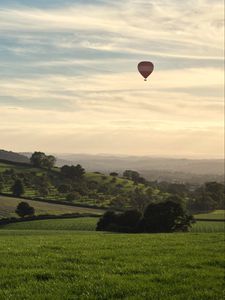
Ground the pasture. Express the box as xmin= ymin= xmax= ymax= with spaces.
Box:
xmin=0 ymin=217 xmax=98 ymax=231
xmin=191 ymin=221 xmax=224 ymax=233
xmin=0 ymin=196 xmax=104 ymax=219
xmin=0 ymin=231 xmax=223 ymax=300
xmin=195 ymin=210 xmax=225 ymax=220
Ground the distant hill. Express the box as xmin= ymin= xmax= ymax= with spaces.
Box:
xmin=20 ymin=152 xmax=224 ymax=183
xmin=54 ymin=154 xmax=224 ymax=184
xmin=55 ymin=154 xmax=224 ymax=173
xmin=0 ymin=150 xmax=30 ymax=164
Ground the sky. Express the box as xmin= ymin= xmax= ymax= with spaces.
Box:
xmin=0 ymin=0 xmax=224 ymax=158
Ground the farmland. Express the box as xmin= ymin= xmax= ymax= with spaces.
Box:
xmin=0 ymin=161 xmax=148 ymax=208
xmin=1 ymin=217 xmax=98 ymax=231
xmin=195 ymin=210 xmax=225 ymax=220
xmin=1 ymin=214 xmax=224 ymax=233
xmin=0 ymin=195 xmax=104 ymax=219
xmin=191 ymin=221 xmax=224 ymax=233
xmin=0 ymin=230 xmax=223 ymax=300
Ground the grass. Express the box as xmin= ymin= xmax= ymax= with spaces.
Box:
xmin=0 ymin=231 xmax=223 ymax=300
xmin=191 ymin=221 xmax=224 ymax=233
xmin=194 ymin=210 xmax=225 ymax=220
xmin=2 ymin=216 xmax=224 ymax=233
xmin=0 ymin=195 xmax=104 ymax=219
xmin=0 ymin=217 xmax=98 ymax=231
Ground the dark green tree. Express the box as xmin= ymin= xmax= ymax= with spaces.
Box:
xmin=57 ymin=184 xmax=71 ymax=194
xmin=61 ymin=164 xmax=85 ymax=180
xmin=30 ymin=152 xmax=46 ymax=168
xmin=30 ymin=152 xmax=56 ymax=169
xmin=15 ymin=202 xmax=35 ymax=217
xmin=130 ymin=188 xmax=150 ymax=213
xmin=0 ymin=181 xmax=3 ymax=193
xmin=110 ymin=172 xmax=118 ymax=177
xmin=12 ymin=179 xmax=24 ymax=197
xmin=44 ymin=155 xmax=56 ymax=169
xmin=142 ymin=201 xmax=193 ymax=233
xmin=123 ymin=170 xmax=140 ymax=182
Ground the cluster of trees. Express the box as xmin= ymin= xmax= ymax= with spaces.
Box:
xmin=30 ymin=152 xmax=56 ymax=169
xmin=97 ymin=198 xmax=194 ymax=233
xmin=189 ymin=182 xmax=224 ymax=212
xmin=0 ymin=155 xmax=224 ymax=214
xmin=123 ymin=170 xmax=146 ymax=184
xmin=61 ymin=164 xmax=85 ymax=180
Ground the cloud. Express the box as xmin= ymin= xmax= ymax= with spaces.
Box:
xmin=0 ymin=0 xmax=223 ymax=157
xmin=0 ymin=1 xmax=223 ymax=58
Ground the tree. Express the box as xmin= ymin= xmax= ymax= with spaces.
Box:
xmin=96 ymin=211 xmax=117 ymax=231
xmin=44 ymin=155 xmax=56 ymax=169
xmin=110 ymin=172 xmax=118 ymax=177
xmin=96 ymin=201 xmax=193 ymax=233
xmin=123 ymin=170 xmax=140 ymax=182
xmin=96 ymin=210 xmax=142 ymax=232
xmin=30 ymin=152 xmax=46 ymax=168
xmin=204 ymin=182 xmax=224 ymax=209
xmin=0 ymin=181 xmax=3 ymax=193
xmin=30 ymin=152 xmax=56 ymax=169
xmin=66 ymin=192 xmax=81 ymax=202
xmin=57 ymin=184 xmax=71 ymax=194
xmin=130 ymin=188 xmax=150 ymax=213
xmin=15 ymin=202 xmax=35 ymax=217
xmin=12 ymin=179 xmax=24 ymax=197
xmin=142 ymin=200 xmax=193 ymax=233
xmin=61 ymin=164 xmax=85 ymax=180
xmin=38 ymin=186 xmax=49 ymax=197
xmin=190 ymin=185 xmax=219 ymax=212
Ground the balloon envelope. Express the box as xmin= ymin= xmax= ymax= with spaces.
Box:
xmin=138 ymin=61 xmax=154 ymax=80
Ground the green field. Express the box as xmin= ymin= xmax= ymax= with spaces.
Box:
xmin=1 ymin=216 xmax=224 ymax=233
xmin=195 ymin=210 xmax=225 ymax=220
xmin=191 ymin=221 xmax=224 ymax=233
xmin=0 ymin=196 xmax=104 ymax=218
xmin=0 ymin=231 xmax=223 ymax=300
xmin=0 ymin=217 xmax=98 ymax=231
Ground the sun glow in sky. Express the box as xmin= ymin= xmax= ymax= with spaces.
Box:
xmin=0 ymin=0 xmax=224 ymax=158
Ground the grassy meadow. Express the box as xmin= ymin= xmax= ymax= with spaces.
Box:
xmin=0 ymin=217 xmax=98 ymax=231
xmin=195 ymin=210 xmax=225 ymax=220
xmin=0 ymin=230 xmax=224 ymax=300
xmin=1 ymin=215 xmax=224 ymax=233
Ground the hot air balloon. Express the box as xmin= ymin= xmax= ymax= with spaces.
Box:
xmin=137 ymin=61 xmax=154 ymax=81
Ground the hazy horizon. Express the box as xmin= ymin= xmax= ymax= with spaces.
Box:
xmin=12 ymin=149 xmax=225 ymax=160
xmin=0 ymin=0 xmax=224 ymax=158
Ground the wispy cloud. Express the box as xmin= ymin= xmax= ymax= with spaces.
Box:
xmin=0 ymin=0 xmax=223 ymax=157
